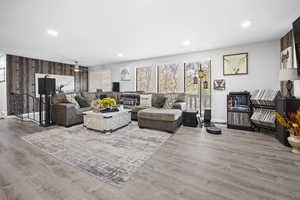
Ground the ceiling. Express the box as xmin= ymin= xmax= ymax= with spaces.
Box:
xmin=0 ymin=0 xmax=299 ymax=66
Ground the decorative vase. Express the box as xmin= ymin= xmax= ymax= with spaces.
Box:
xmin=288 ymin=135 xmax=300 ymax=154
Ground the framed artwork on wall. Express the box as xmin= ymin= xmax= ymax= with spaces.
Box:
xmin=136 ymin=66 xmax=157 ymax=92
xmin=223 ymin=53 xmax=248 ymax=75
xmin=120 ymin=67 xmax=131 ymax=81
xmin=158 ymin=64 xmax=180 ymax=93
xmin=213 ymin=79 xmax=225 ymax=90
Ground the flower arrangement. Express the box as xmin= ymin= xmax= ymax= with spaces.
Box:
xmin=91 ymin=98 xmax=117 ymax=112
xmin=275 ymin=108 xmax=300 ymax=136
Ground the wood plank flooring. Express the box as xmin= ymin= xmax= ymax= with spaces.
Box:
xmin=0 ymin=118 xmax=299 ymax=200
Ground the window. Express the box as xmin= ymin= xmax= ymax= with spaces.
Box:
xmin=184 ymin=61 xmax=211 ymax=110
xmin=0 ymin=68 xmax=5 ymax=83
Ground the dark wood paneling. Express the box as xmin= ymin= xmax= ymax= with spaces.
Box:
xmin=6 ymin=55 xmax=89 ymax=114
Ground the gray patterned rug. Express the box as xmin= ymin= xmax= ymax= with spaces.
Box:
xmin=22 ymin=123 xmax=170 ymax=186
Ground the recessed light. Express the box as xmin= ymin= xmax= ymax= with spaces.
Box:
xmin=182 ymin=40 xmax=191 ymax=46
xmin=47 ymin=29 xmax=58 ymax=37
xmin=117 ymin=53 xmax=124 ymax=57
xmin=241 ymin=20 xmax=252 ymax=29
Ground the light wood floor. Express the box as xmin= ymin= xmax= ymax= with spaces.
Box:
xmin=0 ymin=118 xmax=300 ymax=200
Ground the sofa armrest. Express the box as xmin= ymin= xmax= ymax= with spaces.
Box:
xmin=52 ymin=103 xmax=81 ymax=126
xmin=173 ymin=102 xmax=186 ymax=111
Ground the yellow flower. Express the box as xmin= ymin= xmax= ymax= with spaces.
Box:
xmin=275 ymin=112 xmax=288 ymax=127
xmin=292 ymin=123 xmax=299 ymax=128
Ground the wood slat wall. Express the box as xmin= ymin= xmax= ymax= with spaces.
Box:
xmin=6 ymin=55 xmax=89 ymax=114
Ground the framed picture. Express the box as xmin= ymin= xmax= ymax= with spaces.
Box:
xmin=223 ymin=53 xmax=248 ymax=75
xmin=120 ymin=67 xmax=131 ymax=81
xmin=280 ymin=47 xmax=293 ymax=69
xmin=0 ymin=68 xmax=5 ymax=83
xmin=213 ymin=79 xmax=225 ymax=90
xmin=136 ymin=66 xmax=157 ymax=92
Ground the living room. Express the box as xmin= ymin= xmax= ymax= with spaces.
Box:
xmin=1 ymin=0 xmax=300 ymax=199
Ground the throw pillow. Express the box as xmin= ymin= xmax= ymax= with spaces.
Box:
xmin=75 ymin=96 xmax=90 ymax=108
xmin=123 ymin=98 xmax=137 ymax=106
xmin=152 ymin=95 xmax=167 ymax=108
xmin=66 ymin=94 xmax=80 ymax=109
xmin=81 ymin=92 xmax=96 ymax=104
xmin=140 ymin=94 xmax=152 ymax=107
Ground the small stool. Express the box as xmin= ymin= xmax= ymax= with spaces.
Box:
xmin=206 ymin=127 xmax=222 ymax=135
xmin=182 ymin=110 xmax=198 ymax=127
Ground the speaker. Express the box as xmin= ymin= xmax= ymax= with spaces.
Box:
xmin=112 ymin=82 xmax=120 ymax=92
xmin=38 ymin=78 xmax=56 ymax=95
xmin=204 ymin=109 xmax=211 ymax=122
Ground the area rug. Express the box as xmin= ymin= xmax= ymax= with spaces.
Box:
xmin=22 ymin=123 xmax=170 ymax=186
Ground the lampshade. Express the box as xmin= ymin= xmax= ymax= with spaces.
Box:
xmin=279 ymin=68 xmax=300 ymax=81
xmin=198 ymin=70 xmax=205 ymax=79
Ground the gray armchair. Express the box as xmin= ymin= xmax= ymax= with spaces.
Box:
xmin=51 ymin=93 xmax=92 ymax=127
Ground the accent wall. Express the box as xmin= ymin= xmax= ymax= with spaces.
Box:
xmin=6 ymin=55 xmax=89 ymax=115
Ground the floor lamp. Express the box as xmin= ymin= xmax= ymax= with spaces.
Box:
xmin=198 ymin=68 xmax=205 ymax=128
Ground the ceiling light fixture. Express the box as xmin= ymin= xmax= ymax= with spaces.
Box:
xmin=241 ymin=20 xmax=252 ymax=29
xmin=47 ymin=29 xmax=58 ymax=37
xmin=117 ymin=53 xmax=124 ymax=57
xmin=182 ymin=40 xmax=191 ymax=46
xmin=74 ymin=61 xmax=80 ymax=72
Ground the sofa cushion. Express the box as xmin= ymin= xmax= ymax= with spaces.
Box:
xmin=138 ymin=108 xmax=182 ymax=121
xmin=75 ymin=96 xmax=90 ymax=108
xmin=52 ymin=94 xmax=70 ymax=105
xmin=152 ymin=95 xmax=167 ymax=108
xmin=120 ymin=93 xmax=140 ymax=105
xmin=81 ymin=92 xmax=97 ymax=104
xmin=123 ymin=98 xmax=137 ymax=106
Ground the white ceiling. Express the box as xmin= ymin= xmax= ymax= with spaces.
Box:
xmin=0 ymin=0 xmax=299 ymax=66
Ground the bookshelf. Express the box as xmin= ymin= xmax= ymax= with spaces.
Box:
xmin=250 ymin=89 xmax=280 ymax=130
xmin=227 ymin=92 xmax=253 ymax=131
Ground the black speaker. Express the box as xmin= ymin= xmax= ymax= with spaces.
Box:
xmin=204 ymin=109 xmax=211 ymax=122
xmin=38 ymin=78 xmax=56 ymax=95
xmin=112 ymin=82 xmax=120 ymax=92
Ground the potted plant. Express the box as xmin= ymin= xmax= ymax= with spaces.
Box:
xmin=91 ymin=98 xmax=117 ymax=112
xmin=275 ymin=109 xmax=300 ymax=154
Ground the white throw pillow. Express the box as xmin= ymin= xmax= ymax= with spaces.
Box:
xmin=66 ymin=94 xmax=80 ymax=109
xmin=140 ymin=94 xmax=152 ymax=107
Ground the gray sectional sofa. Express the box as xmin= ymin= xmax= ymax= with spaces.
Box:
xmin=51 ymin=91 xmax=186 ymax=132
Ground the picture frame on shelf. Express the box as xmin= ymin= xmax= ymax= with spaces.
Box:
xmin=223 ymin=53 xmax=248 ymax=76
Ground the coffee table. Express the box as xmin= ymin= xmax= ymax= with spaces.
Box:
xmin=83 ymin=109 xmax=131 ymax=133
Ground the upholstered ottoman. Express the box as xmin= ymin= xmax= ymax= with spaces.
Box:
xmin=138 ymin=108 xmax=182 ymax=133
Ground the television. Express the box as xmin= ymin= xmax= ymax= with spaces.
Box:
xmin=293 ymin=17 xmax=300 ymax=75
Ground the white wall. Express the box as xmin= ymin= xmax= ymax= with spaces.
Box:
xmin=0 ymin=54 xmax=7 ymax=116
xmin=89 ymin=70 xmax=112 ymax=92
xmin=90 ymin=40 xmax=280 ymax=122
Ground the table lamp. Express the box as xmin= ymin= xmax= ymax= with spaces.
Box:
xmin=279 ymin=68 xmax=300 ymax=98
